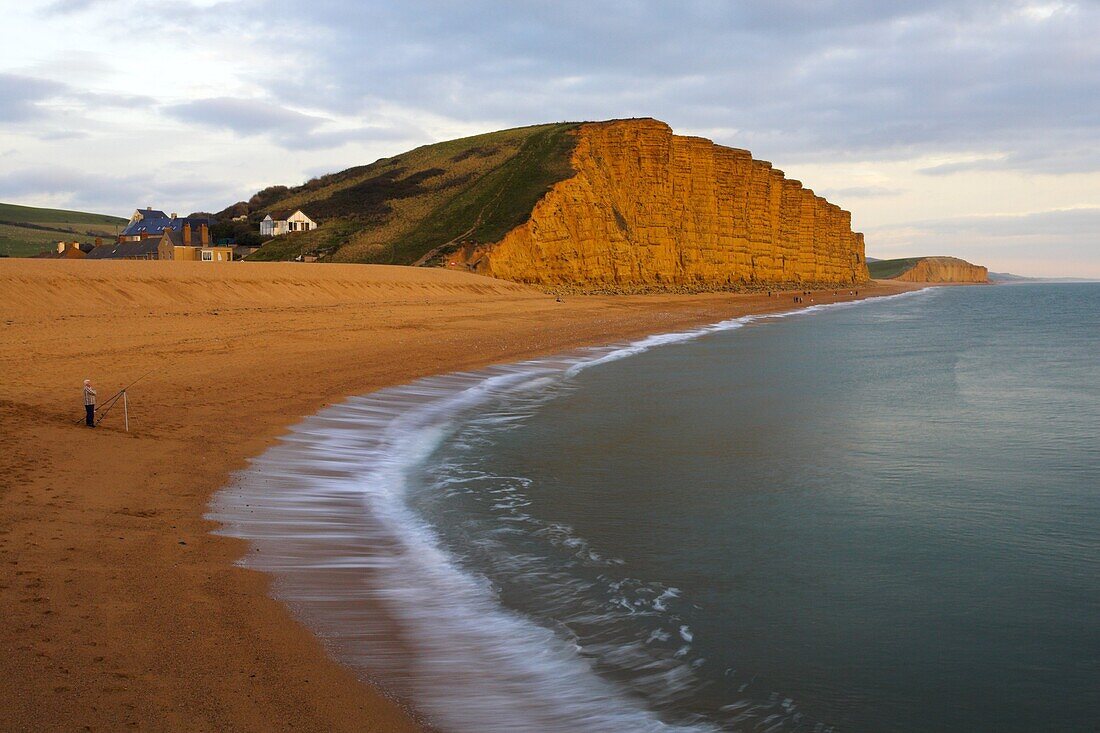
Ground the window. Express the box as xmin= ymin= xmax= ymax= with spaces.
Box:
xmin=201 ymin=251 xmax=213 ymax=261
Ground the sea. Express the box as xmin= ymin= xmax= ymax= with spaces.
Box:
xmin=209 ymin=283 xmax=1100 ymax=733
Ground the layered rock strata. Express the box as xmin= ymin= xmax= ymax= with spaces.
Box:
xmin=453 ymin=119 xmax=869 ymax=291
xmin=892 ymin=257 xmax=988 ymax=283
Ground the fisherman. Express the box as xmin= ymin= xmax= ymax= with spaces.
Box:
xmin=83 ymin=379 xmax=97 ymax=427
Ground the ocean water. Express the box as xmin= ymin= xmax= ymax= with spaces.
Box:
xmin=210 ymin=283 xmax=1100 ymax=733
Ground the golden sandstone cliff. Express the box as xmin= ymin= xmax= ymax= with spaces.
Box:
xmin=453 ymin=119 xmax=869 ymax=291
xmin=891 ymin=257 xmax=989 ymax=283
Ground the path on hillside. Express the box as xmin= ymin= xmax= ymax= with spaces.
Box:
xmin=410 ymin=130 xmax=565 ymax=268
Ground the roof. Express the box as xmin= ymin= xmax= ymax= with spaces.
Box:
xmin=134 ymin=208 xmax=168 ymax=219
xmin=266 ymin=209 xmax=315 ymax=222
xmin=161 ymin=229 xmax=232 ymax=249
xmin=120 ymin=215 xmax=215 ymax=237
xmin=86 ymin=240 xmax=161 ymax=259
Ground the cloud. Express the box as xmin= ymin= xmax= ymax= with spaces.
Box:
xmin=0 ymin=166 xmax=238 ymax=215
xmin=0 ymin=73 xmax=63 ymax=122
xmin=162 ymin=96 xmax=415 ymax=150
xmin=918 ymin=157 xmax=1008 ymax=176
xmin=293 ymin=125 xmax=426 ymax=150
xmin=919 ymin=145 xmax=1100 ymax=176
xmin=41 ymin=0 xmax=105 ymax=14
xmin=165 ymin=97 xmax=325 ymax=138
xmin=819 ymin=186 xmax=906 ymax=198
xmin=36 ymin=130 xmax=90 ymax=141
xmin=906 ymin=206 xmax=1100 ymax=238
xmin=241 ymin=0 xmax=1100 ymax=173
xmin=12 ymin=2 xmax=1100 ymax=170
xmin=0 ymin=72 xmax=153 ymax=134
xmin=73 ymin=90 xmax=157 ymax=108
xmin=0 ymin=167 xmax=146 ymax=205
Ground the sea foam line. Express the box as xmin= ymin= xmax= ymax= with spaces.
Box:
xmin=208 ymin=287 xmax=937 ymax=733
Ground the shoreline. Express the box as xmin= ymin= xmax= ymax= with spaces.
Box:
xmin=1 ymin=259 xmax=930 ymax=731
xmin=210 ymin=286 xmax=940 ymax=732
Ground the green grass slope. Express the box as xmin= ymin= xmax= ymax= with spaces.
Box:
xmin=0 ymin=202 xmax=127 ymax=257
xmin=234 ymin=122 xmax=581 ymax=264
xmin=867 ymin=257 xmax=924 ymax=279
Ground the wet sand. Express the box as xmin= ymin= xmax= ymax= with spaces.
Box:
xmin=0 ymin=259 xmax=920 ymax=731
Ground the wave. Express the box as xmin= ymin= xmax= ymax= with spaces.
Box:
xmin=208 ymin=289 xmax=935 ymax=732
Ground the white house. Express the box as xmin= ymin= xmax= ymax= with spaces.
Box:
xmin=260 ymin=210 xmax=318 ymax=238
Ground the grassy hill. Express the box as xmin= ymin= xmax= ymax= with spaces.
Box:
xmin=228 ymin=122 xmax=581 ymax=264
xmin=866 ymin=257 xmax=924 ymax=279
xmin=0 ymin=202 xmax=127 ymax=257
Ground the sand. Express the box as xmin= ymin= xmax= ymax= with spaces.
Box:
xmin=0 ymin=259 xmax=921 ymax=732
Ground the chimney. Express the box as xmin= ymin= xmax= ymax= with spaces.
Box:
xmin=171 ymin=212 xmax=177 ymax=219
xmin=95 ymin=237 xmax=102 ymax=247
xmin=183 ymin=223 xmax=192 ymax=246
xmin=57 ymin=241 xmax=66 ymax=254
xmin=200 ymin=223 xmax=209 ymax=246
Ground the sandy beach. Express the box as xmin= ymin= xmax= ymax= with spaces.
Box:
xmin=0 ymin=259 xmax=921 ymax=732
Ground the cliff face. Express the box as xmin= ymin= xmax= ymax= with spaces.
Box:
xmin=453 ymin=119 xmax=869 ymax=291
xmin=893 ymin=257 xmax=988 ymax=283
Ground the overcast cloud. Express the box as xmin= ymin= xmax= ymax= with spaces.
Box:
xmin=0 ymin=73 xmax=63 ymax=122
xmin=0 ymin=0 xmax=1097 ymax=276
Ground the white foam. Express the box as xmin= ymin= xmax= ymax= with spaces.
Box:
xmin=208 ymin=288 xmax=938 ymax=732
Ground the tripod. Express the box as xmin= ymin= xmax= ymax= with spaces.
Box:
xmin=76 ymin=369 xmax=154 ymax=431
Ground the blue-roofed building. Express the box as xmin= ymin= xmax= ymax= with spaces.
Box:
xmin=120 ymin=207 xmax=216 ymax=241
xmin=131 ymin=207 xmax=168 ymax=221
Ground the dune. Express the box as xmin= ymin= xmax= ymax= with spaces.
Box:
xmin=0 ymin=259 xmax=917 ymax=731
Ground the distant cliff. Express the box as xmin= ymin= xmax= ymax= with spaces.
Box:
xmin=232 ymin=119 xmax=869 ymax=291
xmin=868 ymin=256 xmax=988 ymax=283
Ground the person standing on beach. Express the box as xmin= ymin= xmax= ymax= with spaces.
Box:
xmin=83 ymin=379 xmax=97 ymax=427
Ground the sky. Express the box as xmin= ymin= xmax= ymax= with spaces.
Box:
xmin=1 ymin=0 xmax=1098 ymax=276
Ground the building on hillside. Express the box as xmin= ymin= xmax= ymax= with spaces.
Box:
xmin=120 ymin=207 xmax=216 ymax=242
xmin=157 ymin=223 xmax=234 ymax=262
xmin=260 ymin=210 xmax=317 ymax=238
xmin=86 ymin=239 xmax=161 ymax=260
xmin=128 ymin=206 xmax=168 ymax=224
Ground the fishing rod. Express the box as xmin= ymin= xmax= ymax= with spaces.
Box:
xmin=101 ymin=368 xmax=156 ymax=410
xmin=94 ymin=368 xmax=156 ymax=428
xmin=75 ymin=368 xmax=156 ymax=428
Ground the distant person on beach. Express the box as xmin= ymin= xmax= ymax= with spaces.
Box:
xmin=83 ymin=379 xmax=96 ymax=427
